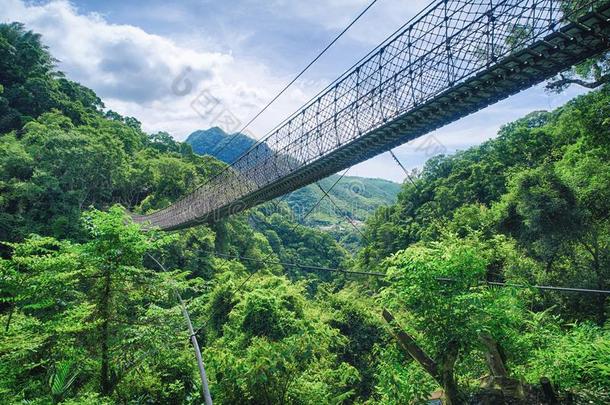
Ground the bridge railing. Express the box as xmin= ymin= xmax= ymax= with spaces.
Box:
xmin=138 ymin=0 xmax=606 ymax=229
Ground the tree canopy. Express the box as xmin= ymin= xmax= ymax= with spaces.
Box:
xmin=1 ymin=20 xmax=609 ymax=404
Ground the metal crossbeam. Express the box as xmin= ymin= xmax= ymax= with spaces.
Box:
xmin=134 ymin=0 xmax=610 ymax=231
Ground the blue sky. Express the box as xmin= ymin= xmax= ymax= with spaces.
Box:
xmin=0 ymin=0 xmax=589 ymax=182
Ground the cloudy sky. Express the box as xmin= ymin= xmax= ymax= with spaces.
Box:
xmin=0 ymin=0 xmax=589 ymax=182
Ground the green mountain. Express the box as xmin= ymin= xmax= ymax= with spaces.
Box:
xmin=284 ymin=174 xmax=401 ymax=225
xmin=185 ymin=127 xmax=402 ymax=233
xmin=186 ymin=127 xmax=271 ymax=163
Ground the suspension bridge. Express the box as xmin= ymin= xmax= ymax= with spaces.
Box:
xmin=133 ymin=0 xmax=610 ymax=231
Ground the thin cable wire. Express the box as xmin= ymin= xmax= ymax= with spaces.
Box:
xmin=117 ymin=253 xmax=206 ymax=384
xmin=212 ymin=251 xmax=385 ymax=277
xmin=314 ymin=182 xmax=371 ymax=244
xmin=485 ymin=281 xmax=610 ymax=295
xmin=170 ymin=0 xmax=440 ymax=208
xmin=147 ymin=0 xmax=603 ymax=224
xmin=123 ymin=248 xmax=610 ymax=383
xmin=389 ymin=150 xmax=419 ymax=189
xmin=436 ymin=278 xmax=610 ymax=295
xmin=165 ymin=0 xmax=424 ymax=214
xmin=198 ymin=251 xmax=610 ymax=295
xmin=212 ymin=0 xmax=381 ymax=161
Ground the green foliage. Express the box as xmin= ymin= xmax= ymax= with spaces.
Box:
xmin=0 ymin=21 xmax=388 ymax=404
xmin=0 ymin=23 xmax=225 ymax=246
xmin=284 ymin=174 xmax=401 ymax=227
xmin=0 ymin=23 xmax=103 ymax=132
xmin=498 ymin=164 xmax=582 ymax=266
xmin=204 ymin=273 xmax=359 ymax=405
xmin=362 ymin=87 xmax=610 ymax=321
xmin=49 ymin=359 xmax=80 ymax=403
xmin=361 ymin=86 xmax=610 ymax=399
xmin=373 ymin=344 xmax=436 ymax=405
xmin=2 ymin=20 xmax=610 ymax=404
xmin=0 ymin=208 xmax=199 ymax=403
xmin=324 ymin=287 xmax=387 ymax=399
xmin=249 ymin=209 xmax=348 ymax=283
xmin=381 ymin=234 xmax=526 ymax=360
xmin=525 ymin=322 xmax=610 ymax=401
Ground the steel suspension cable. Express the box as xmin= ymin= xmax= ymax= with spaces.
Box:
xmin=196 ymin=247 xmax=610 ymax=295
xmin=204 ymin=251 xmax=610 ymax=295
xmin=389 ymin=150 xmax=420 ymax=189
xmin=165 ymin=0 xmax=434 ymax=214
xmin=211 ymin=0 xmax=381 ymax=161
xmin=212 ymin=251 xmax=385 ymax=277
xmin=142 ymin=0 xmax=610 ymax=229
xmin=314 ymin=182 xmax=371 ymax=244
xmin=146 ymin=253 xmax=213 ymax=405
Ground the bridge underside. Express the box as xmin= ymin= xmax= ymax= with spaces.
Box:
xmin=136 ymin=2 xmax=610 ymax=231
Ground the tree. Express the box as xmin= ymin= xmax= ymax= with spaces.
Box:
xmin=380 ymin=235 xmax=526 ymax=404
xmin=0 ymin=207 xmax=206 ymax=402
xmin=323 ymin=286 xmax=387 ymax=399
xmin=0 ymin=234 xmax=96 ymax=401
xmin=80 ymin=206 xmax=170 ymax=395
xmin=499 ymin=159 xmax=609 ymax=323
xmin=204 ymin=273 xmax=359 ymax=404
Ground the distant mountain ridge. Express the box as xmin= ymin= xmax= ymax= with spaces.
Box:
xmin=186 ymin=127 xmax=272 ymax=164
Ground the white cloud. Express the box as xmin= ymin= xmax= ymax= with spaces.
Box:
xmin=0 ymin=0 xmax=317 ymax=139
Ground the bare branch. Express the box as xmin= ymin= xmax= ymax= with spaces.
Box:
xmin=546 ymin=74 xmax=610 ymax=91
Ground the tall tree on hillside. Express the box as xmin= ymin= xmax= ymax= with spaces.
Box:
xmin=380 ymin=235 xmax=526 ymax=404
xmin=499 ymin=162 xmax=609 ymax=323
xmin=80 ymin=206 xmax=170 ymax=395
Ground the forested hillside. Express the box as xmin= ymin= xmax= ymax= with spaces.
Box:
xmin=357 ymin=85 xmax=610 ymax=402
xmin=1 ymin=21 xmax=609 ymax=405
xmin=0 ymin=23 xmax=356 ymax=403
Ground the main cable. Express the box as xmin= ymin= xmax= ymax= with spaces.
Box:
xmin=314 ymin=182 xmax=371 ymax=244
xmin=389 ymin=150 xmax=420 ymax=189
xmin=157 ymin=0 xmax=440 ymax=212
xmin=212 ymin=251 xmax=385 ymax=277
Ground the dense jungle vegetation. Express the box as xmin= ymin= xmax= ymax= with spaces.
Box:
xmin=1 ymin=21 xmax=609 ymax=404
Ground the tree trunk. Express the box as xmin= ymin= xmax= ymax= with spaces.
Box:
xmin=592 ymin=244 xmax=606 ymax=325
xmin=479 ymin=333 xmax=507 ymax=378
xmin=100 ymin=267 xmax=112 ymax=396
xmin=580 ymin=237 xmax=607 ymax=325
xmin=540 ymin=377 xmax=558 ymax=404
xmin=382 ymin=309 xmax=441 ymax=384
xmin=479 ymin=333 xmax=523 ymax=398
xmin=382 ymin=309 xmax=463 ymax=403
xmin=4 ymin=304 xmax=13 ymax=332
xmin=440 ymin=341 xmax=462 ymax=405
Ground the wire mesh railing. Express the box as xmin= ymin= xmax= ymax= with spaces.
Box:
xmin=134 ymin=0 xmax=610 ymax=230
